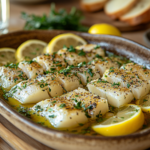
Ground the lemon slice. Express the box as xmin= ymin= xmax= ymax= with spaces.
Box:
xmin=136 ymin=94 xmax=150 ymax=113
xmin=92 ymin=104 xmax=144 ymax=136
xmin=88 ymin=23 xmax=121 ymax=36
xmin=0 ymin=48 xmax=16 ymax=66
xmin=45 ymin=33 xmax=87 ymax=54
xmin=16 ymin=39 xmax=47 ymax=62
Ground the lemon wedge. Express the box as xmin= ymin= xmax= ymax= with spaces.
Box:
xmin=45 ymin=33 xmax=87 ymax=54
xmin=16 ymin=39 xmax=47 ymax=62
xmin=88 ymin=23 xmax=121 ymax=36
xmin=92 ymin=104 xmax=144 ymax=136
xmin=136 ymin=94 xmax=150 ymax=113
xmin=0 ymin=48 xmax=16 ymax=66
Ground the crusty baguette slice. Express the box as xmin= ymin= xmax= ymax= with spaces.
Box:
xmin=120 ymin=0 xmax=150 ymax=25
xmin=104 ymin=0 xmax=138 ymax=19
xmin=80 ymin=0 xmax=108 ymax=12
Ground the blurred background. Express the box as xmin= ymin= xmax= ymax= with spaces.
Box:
xmin=0 ymin=0 xmax=148 ymax=47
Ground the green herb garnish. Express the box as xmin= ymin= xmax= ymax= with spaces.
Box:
xmin=87 ymin=68 xmax=94 ymax=77
xmin=59 ymin=103 xmax=66 ymax=108
xmin=127 ymin=83 xmax=131 ymax=88
xmin=78 ymin=50 xmax=86 ymax=56
xmin=22 ymin=4 xmax=88 ymax=32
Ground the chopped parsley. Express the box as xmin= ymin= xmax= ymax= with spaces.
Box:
xmin=5 ymin=63 xmax=19 ymax=69
xmin=35 ymin=105 xmax=43 ymax=112
xmin=49 ymin=115 xmax=55 ymax=118
xmin=51 ymin=100 xmax=56 ymax=105
xmin=78 ymin=61 xmax=86 ymax=68
xmin=22 ymin=83 xmax=27 ymax=89
xmin=79 ymin=123 xmax=84 ymax=126
xmin=72 ymin=98 xmax=78 ymax=102
xmin=78 ymin=50 xmax=86 ymax=56
xmin=59 ymin=103 xmax=66 ymax=108
xmin=24 ymin=60 xmax=35 ymax=64
xmin=109 ymin=67 xmax=114 ymax=73
xmin=48 ymin=108 xmax=53 ymax=112
xmin=127 ymin=83 xmax=131 ymax=88
xmin=97 ymin=79 xmax=108 ymax=83
xmin=87 ymin=68 xmax=94 ymax=77
xmin=111 ymin=82 xmax=120 ymax=88
xmin=67 ymin=45 xmax=76 ymax=52
xmin=143 ymin=99 xmax=148 ymax=102
xmin=94 ymin=45 xmax=100 ymax=49
xmin=74 ymin=101 xmax=82 ymax=109
xmin=17 ymin=107 xmax=31 ymax=118
xmin=142 ymin=66 xmax=146 ymax=69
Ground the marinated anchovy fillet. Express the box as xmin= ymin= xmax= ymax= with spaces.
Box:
xmin=18 ymin=60 xmax=44 ymax=79
xmin=32 ymin=88 xmax=109 ymax=128
xmin=76 ymin=44 xmax=105 ymax=61
xmin=121 ymin=63 xmax=150 ymax=83
xmin=102 ymin=68 xmax=150 ymax=99
xmin=90 ymin=57 xmax=119 ymax=76
xmin=9 ymin=76 xmax=63 ymax=104
xmin=57 ymin=47 xmax=87 ymax=65
xmin=87 ymin=79 xmax=134 ymax=107
xmin=0 ymin=64 xmax=28 ymax=89
xmin=72 ymin=65 xmax=100 ymax=86
xmin=34 ymin=53 xmax=67 ymax=71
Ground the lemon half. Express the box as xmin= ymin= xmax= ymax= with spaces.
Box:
xmin=45 ymin=33 xmax=87 ymax=54
xmin=0 ymin=48 xmax=16 ymax=66
xmin=88 ymin=23 xmax=121 ymax=36
xmin=92 ymin=104 xmax=144 ymax=136
xmin=16 ymin=39 xmax=47 ymax=62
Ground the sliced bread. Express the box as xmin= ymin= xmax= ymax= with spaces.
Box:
xmin=120 ymin=0 xmax=150 ymax=25
xmin=104 ymin=0 xmax=138 ymax=19
xmin=80 ymin=0 xmax=108 ymax=12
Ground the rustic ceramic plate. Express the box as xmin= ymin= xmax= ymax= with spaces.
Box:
xmin=0 ymin=30 xmax=150 ymax=150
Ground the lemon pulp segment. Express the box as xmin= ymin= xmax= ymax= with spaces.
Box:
xmin=0 ymin=48 xmax=16 ymax=66
xmin=16 ymin=39 xmax=47 ymax=62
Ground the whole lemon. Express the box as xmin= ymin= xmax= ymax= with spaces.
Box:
xmin=88 ymin=23 xmax=121 ymax=36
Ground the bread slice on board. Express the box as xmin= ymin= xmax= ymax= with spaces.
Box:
xmin=104 ymin=0 xmax=138 ymax=19
xmin=80 ymin=0 xmax=108 ymax=12
xmin=120 ymin=0 xmax=150 ymax=26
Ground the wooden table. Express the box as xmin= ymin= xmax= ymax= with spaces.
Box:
xmin=1 ymin=0 xmax=150 ymax=149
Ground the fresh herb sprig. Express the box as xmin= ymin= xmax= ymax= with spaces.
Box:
xmin=22 ymin=4 xmax=88 ymax=32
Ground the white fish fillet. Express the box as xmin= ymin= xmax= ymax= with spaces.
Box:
xmin=18 ymin=60 xmax=44 ymax=79
xmin=102 ymin=68 xmax=150 ymax=99
xmin=91 ymin=57 xmax=119 ymax=76
xmin=71 ymin=65 xmax=100 ymax=86
xmin=32 ymin=88 xmax=109 ymax=128
xmin=0 ymin=65 xmax=28 ymax=89
xmin=46 ymin=72 xmax=83 ymax=92
xmin=57 ymin=48 xmax=87 ymax=65
xmin=76 ymin=44 xmax=105 ymax=61
xmin=34 ymin=54 xmax=67 ymax=71
xmin=9 ymin=76 xmax=63 ymax=104
xmin=87 ymin=79 xmax=134 ymax=107
xmin=121 ymin=63 xmax=150 ymax=83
